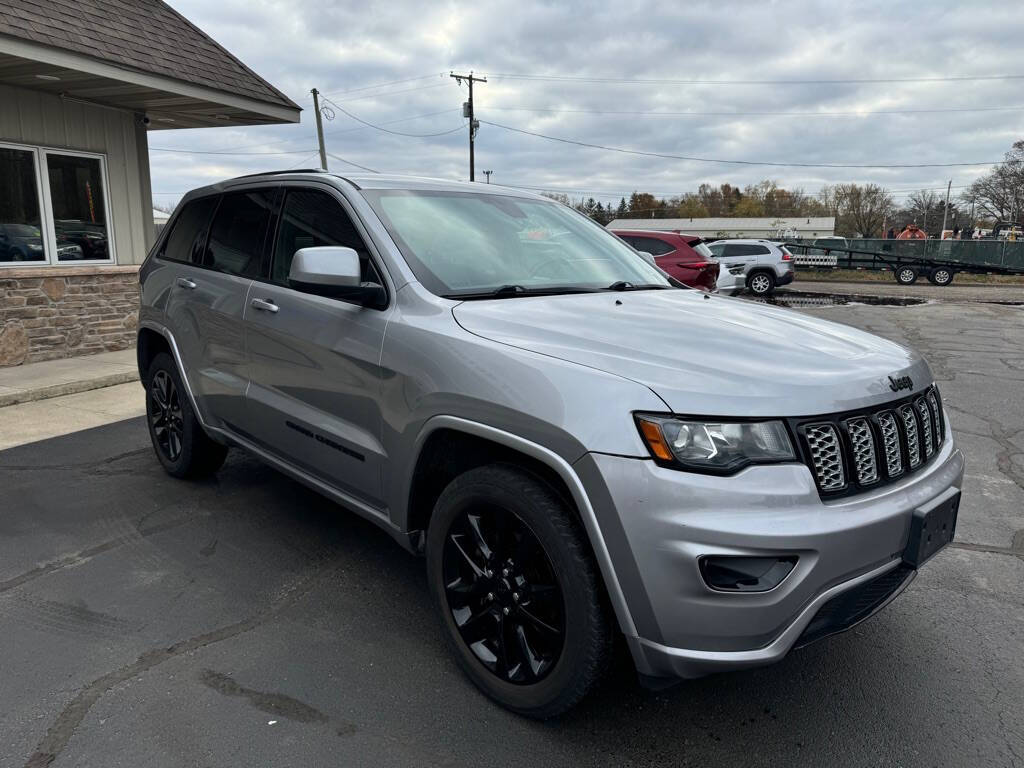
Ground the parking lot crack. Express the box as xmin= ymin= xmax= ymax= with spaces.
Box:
xmin=22 ymin=563 xmax=333 ymax=768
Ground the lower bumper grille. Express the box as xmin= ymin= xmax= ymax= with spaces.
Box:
xmin=794 ymin=564 xmax=915 ymax=649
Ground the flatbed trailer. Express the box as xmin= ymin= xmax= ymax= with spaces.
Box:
xmin=784 ymin=239 xmax=1024 ymax=286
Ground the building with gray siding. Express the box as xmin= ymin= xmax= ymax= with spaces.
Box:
xmin=0 ymin=0 xmax=300 ymax=366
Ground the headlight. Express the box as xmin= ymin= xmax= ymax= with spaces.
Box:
xmin=635 ymin=414 xmax=795 ymax=473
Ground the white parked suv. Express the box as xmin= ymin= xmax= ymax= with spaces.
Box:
xmin=708 ymin=239 xmax=796 ymax=296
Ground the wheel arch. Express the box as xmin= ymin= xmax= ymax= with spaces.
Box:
xmin=746 ymin=268 xmax=776 ymax=289
xmin=137 ymin=326 xmax=171 ymax=385
xmin=405 ymin=416 xmax=638 ymax=638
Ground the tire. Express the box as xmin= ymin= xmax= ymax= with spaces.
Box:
xmin=928 ymin=268 xmax=954 ymax=286
xmin=748 ymin=271 xmax=776 ymax=296
xmin=426 ymin=463 xmax=612 ymax=718
xmin=145 ymin=353 xmax=227 ymax=478
xmin=895 ymin=267 xmax=918 ymax=285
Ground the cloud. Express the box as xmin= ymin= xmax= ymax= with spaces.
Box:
xmin=154 ymin=0 xmax=1024 ymax=207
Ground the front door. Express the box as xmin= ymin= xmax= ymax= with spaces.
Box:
xmin=243 ymin=185 xmax=392 ymax=509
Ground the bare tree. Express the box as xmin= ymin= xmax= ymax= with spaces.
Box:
xmin=836 ymin=184 xmax=895 ymax=237
xmin=963 ymin=140 xmax=1024 ymax=223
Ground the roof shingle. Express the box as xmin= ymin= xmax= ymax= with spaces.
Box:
xmin=0 ymin=0 xmax=298 ymax=109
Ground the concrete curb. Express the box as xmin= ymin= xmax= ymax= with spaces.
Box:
xmin=0 ymin=371 xmax=140 ymax=408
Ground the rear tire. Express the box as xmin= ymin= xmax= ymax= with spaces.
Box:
xmin=425 ymin=463 xmax=612 ymax=718
xmin=895 ymin=267 xmax=918 ymax=285
xmin=928 ymin=268 xmax=954 ymax=286
xmin=748 ymin=271 xmax=776 ymax=296
xmin=145 ymin=353 xmax=227 ymax=479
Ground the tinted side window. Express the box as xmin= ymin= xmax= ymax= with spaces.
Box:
xmin=631 ymin=236 xmax=675 ymax=256
xmin=272 ymin=188 xmax=379 ymax=284
xmin=161 ymin=196 xmax=218 ymax=264
xmin=204 ymin=189 xmax=276 ymax=278
xmin=752 ymin=245 xmax=772 ymax=255
xmin=707 ymin=243 xmax=725 ymax=257
xmin=722 ymin=244 xmax=747 ymax=257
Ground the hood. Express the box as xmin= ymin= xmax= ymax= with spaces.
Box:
xmin=452 ymin=290 xmax=931 ymax=417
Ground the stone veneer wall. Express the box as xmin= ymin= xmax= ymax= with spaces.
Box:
xmin=0 ymin=266 xmax=140 ymax=367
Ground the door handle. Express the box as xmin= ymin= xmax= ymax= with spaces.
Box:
xmin=175 ymin=277 xmax=197 ymax=290
xmin=250 ymin=298 xmax=279 ymax=314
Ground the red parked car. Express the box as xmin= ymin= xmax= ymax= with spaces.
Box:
xmin=609 ymin=229 xmax=720 ymax=291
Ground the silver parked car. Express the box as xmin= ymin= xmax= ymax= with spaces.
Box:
xmin=707 ymin=238 xmax=796 ymax=295
xmin=138 ymin=172 xmax=964 ymax=717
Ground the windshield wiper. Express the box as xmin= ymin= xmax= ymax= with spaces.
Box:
xmin=604 ymin=281 xmax=671 ymax=291
xmin=444 ymin=284 xmax=602 ymax=300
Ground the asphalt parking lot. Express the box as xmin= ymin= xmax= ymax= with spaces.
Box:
xmin=2 ymin=298 xmax=1023 ymax=768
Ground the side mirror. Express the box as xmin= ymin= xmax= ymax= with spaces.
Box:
xmin=637 ymin=250 xmax=657 ymax=267
xmin=288 ymin=246 xmax=387 ymax=309
xmin=289 ymin=246 xmax=361 ymax=288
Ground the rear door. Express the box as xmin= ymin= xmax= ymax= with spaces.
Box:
xmin=720 ymin=243 xmax=761 ymax=271
xmin=163 ymin=187 xmax=277 ymax=430
xmin=242 ymin=184 xmax=393 ymax=508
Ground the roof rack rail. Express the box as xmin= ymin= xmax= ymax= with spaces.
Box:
xmin=230 ymin=168 xmax=329 ymax=180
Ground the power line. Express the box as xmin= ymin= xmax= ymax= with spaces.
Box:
xmin=321 ymin=97 xmax=466 ymax=137
xmin=318 ymin=73 xmax=447 ymax=98
xmin=484 ymin=72 xmax=1024 ymax=86
xmin=482 ymin=104 xmax=1024 ymax=118
xmin=325 ymin=151 xmax=380 ymax=173
xmin=480 ymin=120 xmax=1002 ymax=169
xmin=319 ymin=81 xmax=453 ymax=103
xmin=149 ymin=147 xmax=317 ymax=156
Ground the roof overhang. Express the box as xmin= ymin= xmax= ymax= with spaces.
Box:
xmin=0 ymin=34 xmax=300 ymax=129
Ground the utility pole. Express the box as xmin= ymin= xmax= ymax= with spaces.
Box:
xmin=450 ymin=71 xmax=486 ymax=181
xmin=940 ymin=179 xmax=952 ymax=237
xmin=482 ymin=170 xmax=493 ymax=183
xmin=311 ymin=88 xmax=328 ymax=171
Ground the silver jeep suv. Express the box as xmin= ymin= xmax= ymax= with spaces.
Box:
xmin=138 ymin=172 xmax=964 ymax=717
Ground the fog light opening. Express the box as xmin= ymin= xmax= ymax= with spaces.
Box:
xmin=699 ymin=555 xmax=798 ymax=593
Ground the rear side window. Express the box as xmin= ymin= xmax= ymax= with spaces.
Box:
xmin=204 ymin=189 xmax=277 ymax=278
xmin=161 ymin=196 xmax=217 ymax=264
xmin=723 ymin=243 xmax=770 ymax=257
xmin=630 ymin=236 xmax=675 ymax=256
xmin=271 ymin=188 xmax=379 ymax=284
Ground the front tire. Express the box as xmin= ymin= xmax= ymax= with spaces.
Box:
xmin=748 ymin=271 xmax=776 ymax=296
xmin=145 ymin=353 xmax=227 ymax=478
xmin=426 ymin=464 xmax=612 ymax=718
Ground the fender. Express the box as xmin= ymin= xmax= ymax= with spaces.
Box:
xmin=408 ymin=414 xmax=639 ymax=639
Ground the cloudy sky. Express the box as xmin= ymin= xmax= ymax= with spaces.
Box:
xmin=154 ymin=0 xmax=1024 ymax=211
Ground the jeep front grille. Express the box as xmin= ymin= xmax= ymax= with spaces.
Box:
xmin=796 ymin=385 xmax=945 ymax=497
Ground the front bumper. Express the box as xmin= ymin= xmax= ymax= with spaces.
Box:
xmin=574 ymin=428 xmax=964 ymax=680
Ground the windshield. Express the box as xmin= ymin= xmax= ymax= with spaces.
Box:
xmin=361 ymin=190 xmax=672 ymax=297
xmin=6 ymin=224 xmax=41 ymax=238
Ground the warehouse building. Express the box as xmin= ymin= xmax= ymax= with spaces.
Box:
xmin=606 ymin=217 xmax=836 ymax=240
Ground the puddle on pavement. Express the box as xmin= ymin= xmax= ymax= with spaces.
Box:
xmin=751 ymin=292 xmax=928 ymax=308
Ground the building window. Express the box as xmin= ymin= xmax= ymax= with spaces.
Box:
xmin=0 ymin=146 xmax=47 ymax=263
xmin=0 ymin=141 xmax=114 ymax=267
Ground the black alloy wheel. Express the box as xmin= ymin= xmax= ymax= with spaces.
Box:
xmin=149 ymin=369 xmax=183 ymax=462
xmin=442 ymin=506 xmax=565 ymax=684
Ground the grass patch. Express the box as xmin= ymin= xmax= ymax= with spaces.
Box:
xmin=795 ymin=268 xmax=1024 ymax=285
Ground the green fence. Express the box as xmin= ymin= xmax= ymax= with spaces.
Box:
xmin=790 ymin=238 xmax=1024 ymax=271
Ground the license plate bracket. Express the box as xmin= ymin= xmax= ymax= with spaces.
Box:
xmin=903 ymin=491 xmax=960 ymax=568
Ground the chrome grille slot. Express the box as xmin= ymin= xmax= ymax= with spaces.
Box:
xmin=927 ymin=388 xmax=943 ymax=444
xmin=845 ymin=417 xmax=878 ymax=485
xmin=804 ymin=424 xmax=845 ymax=491
xmin=877 ymin=411 xmax=903 ymax=478
xmin=900 ymin=405 xmax=922 ymax=468
xmin=916 ymin=398 xmax=934 ymax=458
